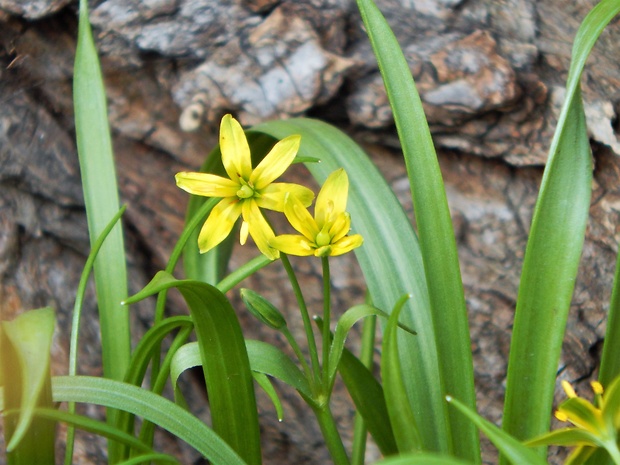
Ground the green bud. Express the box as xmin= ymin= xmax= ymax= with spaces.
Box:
xmin=240 ymin=288 xmax=287 ymax=330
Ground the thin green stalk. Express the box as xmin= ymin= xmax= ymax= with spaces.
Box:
xmin=281 ymin=253 xmax=321 ymax=385
xmin=351 ymin=315 xmax=376 ymax=465
xmin=281 ymin=326 xmax=315 ymax=383
xmin=599 ymin=245 xmax=620 ymax=386
xmin=65 ymin=206 xmax=127 ymax=465
xmin=217 ymin=255 xmax=273 ymax=293
xmin=312 ymin=404 xmax=351 ymax=465
xmin=321 ymin=256 xmax=332 ymax=384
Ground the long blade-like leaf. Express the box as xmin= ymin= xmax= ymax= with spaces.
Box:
xmin=74 ymin=0 xmax=130 ymax=381
xmin=51 ymin=376 xmax=248 ymax=465
xmin=353 ymin=0 xmax=479 ymax=459
xmin=502 ymin=1 xmax=620 ymax=456
xmin=2 ymin=308 xmax=56 ymax=461
xmin=250 ymin=117 xmax=446 ymax=454
xmin=124 ymin=272 xmax=261 ymax=465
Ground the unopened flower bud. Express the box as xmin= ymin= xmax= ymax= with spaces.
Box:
xmin=240 ymin=288 xmax=287 ymax=330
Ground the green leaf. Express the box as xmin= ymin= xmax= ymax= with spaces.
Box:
xmin=252 ymin=372 xmax=284 ymax=421
xmin=525 ymin=428 xmax=599 ymax=448
xmin=124 ymin=271 xmax=261 ymax=465
xmin=327 ymin=303 xmax=414 ymax=390
xmin=446 ymin=396 xmax=548 ymax=465
xmin=52 ymin=376 xmax=248 ymax=465
xmin=170 ymin=340 xmax=311 ymax=400
xmin=74 ymin=0 xmax=130 ymax=382
xmin=372 ymin=453 xmax=473 ymax=465
xmin=250 ymin=117 xmax=445 ymax=455
xmin=2 ymin=307 xmax=56 ymax=462
xmin=338 ymin=345 xmax=398 ymax=457
xmin=382 ymin=295 xmax=421 ymax=453
xmin=502 ymin=0 xmax=620 ymax=455
xmin=353 ymin=0 xmax=479 ymax=459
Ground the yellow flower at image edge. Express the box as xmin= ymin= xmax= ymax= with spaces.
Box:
xmin=175 ymin=114 xmax=314 ymax=260
xmin=526 ymin=376 xmax=620 ymax=465
xmin=270 ymin=168 xmax=363 ymax=257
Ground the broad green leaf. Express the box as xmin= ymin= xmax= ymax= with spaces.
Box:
xmin=327 ymin=303 xmax=415 ymax=390
xmin=74 ymin=0 xmax=130 ymax=382
xmin=381 ymin=295 xmax=421 ymax=453
xmin=2 ymin=308 xmax=56 ymax=463
xmin=250 ymin=117 xmax=445 ymax=455
xmin=354 ymin=0 xmax=478 ymax=459
xmin=373 ymin=453 xmax=473 ymax=465
xmin=502 ymin=1 xmax=620 ymax=456
xmin=124 ymin=271 xmax=261 ymax=465
xmin=447 ymin=396 xmax=548 ymax=465
xmin=52 ymin=376 xmax=248 ymax=465
xmin=170 ymin=340 xmax=311 ymax=399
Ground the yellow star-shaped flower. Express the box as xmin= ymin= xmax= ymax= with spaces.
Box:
xmin=175 ymin=114 xmax=313 ymax=259
xmin=270 ymin=168 xmax=363 ymax=257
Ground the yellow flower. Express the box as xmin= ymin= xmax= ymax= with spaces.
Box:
xmin=175 ymin=114 xmax=313 ymax=260
xmin=526 ymin=376 xmax=620 ymax=465
xmin=270 ymin=168 xmax=363 ymax=257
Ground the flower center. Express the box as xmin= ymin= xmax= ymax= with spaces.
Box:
xmin=316 ymin=228 xmax=331 ymax=247
xmin=237 ymin=184 xmax=255 ymax=199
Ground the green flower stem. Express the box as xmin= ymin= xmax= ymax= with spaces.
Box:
xmin=321 ymin=256 xmax=332 ymax=384
xmin=282 ymin=326 xmax=315 ymax=383
xmin=281 ymin=253 xmax=321 ymax=386
xmin=312 ymin=404 xmax=351 ymax=465
xmin=351 ymin=314 xmax=376 ymax=465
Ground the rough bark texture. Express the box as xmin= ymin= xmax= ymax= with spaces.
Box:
xmin=1 ymin=0 xmax=620 ymax=463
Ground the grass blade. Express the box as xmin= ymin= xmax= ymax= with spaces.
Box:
xmin=52 ymin=376 xmax=248 ymax=465
xmin=74 ymin=0 xmax=130 ymax=381
xmin=502 ymin=1 xmax=620 ymax=454
xmin=353 ymin=0 xmax=479 ymax=459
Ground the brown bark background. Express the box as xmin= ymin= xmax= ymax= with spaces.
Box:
xmin=1 ymin=0 xmax=620 ymax=463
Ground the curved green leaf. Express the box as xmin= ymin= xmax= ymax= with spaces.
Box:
xmin=2 ymin=308 xmax=56 ymax=457
xmin=447 ymin=396 xmax=547 ymax=465
xmin=502 ymin=0 xmax=620 ymax=454
xmin=124 ymin=271 xmax=261 ymax=465
xmin=171 ymin=340 xmax=311 ymax=399
xmin=327 ymin=303 xmax=415 ymax=389
xmin=373 ymin=453 xmax=473 ymax=465
xmin=252 ymin=372 xmax=284 ymax=421
xmin=382 ymin=295 xmax=421 ymax=453
xmin=51 ymin=376 xmax=247 ymax=465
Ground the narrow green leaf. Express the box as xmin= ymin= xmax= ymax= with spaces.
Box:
xmin=502 ymin=1 xmax=620 ymax=454
xmin=353 ymin=0 xmax=479 ymax=459
xmin=600 ymin=234 xmax=620 ymax=386
xmin=52 ymin=376 xmax=248 ymax=465
xmin=372 ymin=453 xmax=473 ymax=465
xmin=252 ymin=372 xmax=285 ymax=421
xmin=124 ymin=272 xmax=261 ymax=465
xmin=447 ymin=396 xmax=548 ymax=465
xmin=525 ymin=428 xmax=599 ymax=448
xmin=328 ymin=303 xmax=415 ymax=390
xmin=74 ymin=0 xmax=130 ymax=381
xmin=338 ymin=346 xmax=398 ymax=456
xmin=116 ymin=454 xmax=180 ymax=465
xmin=250 ymin=117 xmax=445 ymax=455
xmin=382 ymin=295 xmax=421 ymax=453
xmin=2 ymin=307 xmax=56 ymax=460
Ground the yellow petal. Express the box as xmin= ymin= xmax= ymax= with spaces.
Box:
xmin=329 ymin=234 xmax=364 ymax=256
xmin=257 ymin=183 xmax=314 ymax=211
xmin=242 ymin=200 xmax=279 ymax=260
xmin=250 ymin=135 xmax=301 ymax=190
xmin=283 ymin=193 xmax=320 ymax=240
xmin=175 ymin=172 xmax=239 ymax=197
xmin=197 ymin=198 xmax=242 ymax=253
xmin=220 ymin=114 xmax=252 ymax=182
xmin=316 ymin=168 xmax=348 ymax=228
xmin=270 ymin=235 xmax=315 ymax=256
xmin=329 ymin=212 xmax=352 ymax=244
